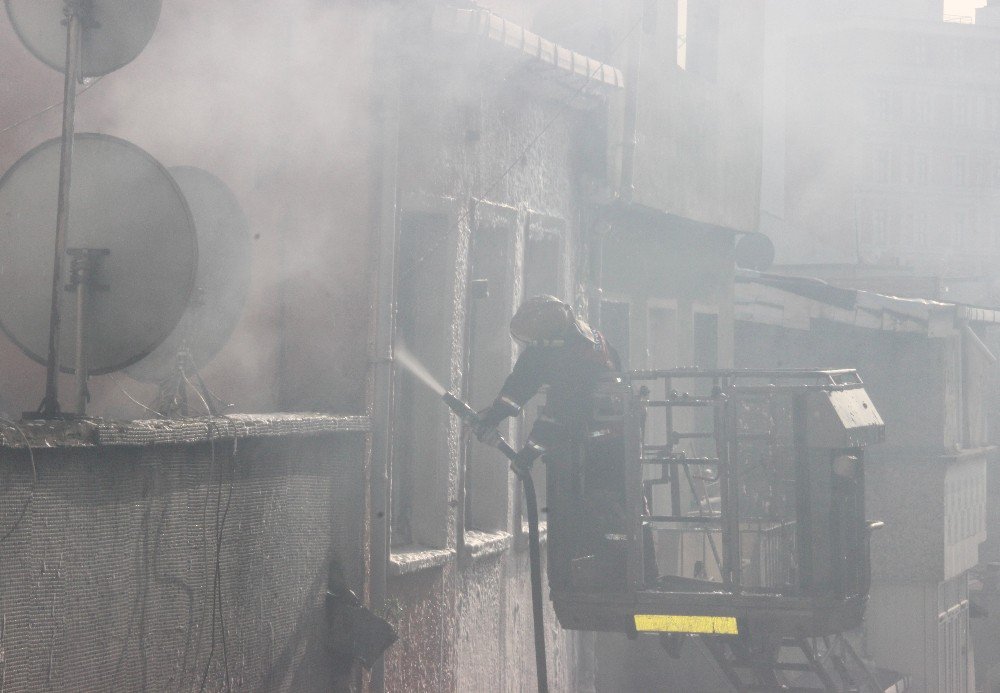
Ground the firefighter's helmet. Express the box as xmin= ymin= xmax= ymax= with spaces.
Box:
xmin=510 ymin=295 xmax=596 ymax=346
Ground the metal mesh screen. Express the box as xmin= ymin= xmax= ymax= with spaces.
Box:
xmin=0 ymin=426 xmax=365 ymax=692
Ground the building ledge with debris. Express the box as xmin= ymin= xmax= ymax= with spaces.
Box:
xmin=431 ymin=5 xmax=624 ymax=100
xmin=735 ymin=269 xmax=1000 ymax=336
xmin=0 ymin=413 xmax=370 ymax=449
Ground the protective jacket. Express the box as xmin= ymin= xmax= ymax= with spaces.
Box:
xmin=488 ymin=329 xmax=619 ymax=446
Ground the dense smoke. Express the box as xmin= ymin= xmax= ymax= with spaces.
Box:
xmin=0 ymin=1 xmax=390 ymax=417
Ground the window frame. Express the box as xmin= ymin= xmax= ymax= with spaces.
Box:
xmin=389 ymin=194 xmax=464 ymax=567
xmin=459 ymin=200 xmax=520 ymax=554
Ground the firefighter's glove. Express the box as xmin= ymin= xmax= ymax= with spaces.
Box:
xmin=475 ymin=422 xmax=502 ymax=448
xmin=474 ymin=399 xmax=519 ymax=444
xmin=511 ymin=440 xmax=544 ymax=476
xmin=473 ymin=408 xmax=502 ymax=445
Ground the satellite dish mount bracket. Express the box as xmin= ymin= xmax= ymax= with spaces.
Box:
xmin=65 ymin=247 xmax=109 ymax=414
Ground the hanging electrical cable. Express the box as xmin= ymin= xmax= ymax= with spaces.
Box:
xmin=0 ymin=76 xmax=103 ymax=137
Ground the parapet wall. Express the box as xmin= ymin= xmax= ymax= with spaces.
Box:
xmin=0 ymin=415 xmax=368 ymax=692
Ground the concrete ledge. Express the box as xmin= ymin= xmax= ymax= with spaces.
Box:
xmin=0 ymin=413 xmax=370 ymax=449
xmin=463 ymin=530 xmax=512 ymax=561
xmin=388 ymin=546 xmax=457 ymax=576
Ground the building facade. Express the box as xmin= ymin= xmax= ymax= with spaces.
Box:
xmin=0 ymin=1 xmax=768 ymax=691
xmin=736 ymin=275 xmax=997 ymax=692
xmin=761 ymin=1 xmax=1000 ymax=295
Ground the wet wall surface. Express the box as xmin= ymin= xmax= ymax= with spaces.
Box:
xmin=382 ymin=21 xmax=599 ymax=690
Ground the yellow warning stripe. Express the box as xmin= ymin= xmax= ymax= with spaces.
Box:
xmin=633 ymin=614 xmax=739 ymax=635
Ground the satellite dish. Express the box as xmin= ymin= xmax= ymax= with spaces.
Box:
xmin=125 ymin=166 xmax=252 ymax=384
xmin=4 ymin=1 xmax=165 ymax=416
xmin=5 ymin=0 xmax=162 ymax=78
xmin=735 ymin=232 xmax=776 ymax=272
xmin=0 ymin=133 xmax=198 ymax=375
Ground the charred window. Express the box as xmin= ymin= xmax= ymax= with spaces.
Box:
xmin=464 ymin=215 xmax=516 ymax=534
xmin=392 ymin=211 xmax=452 ymax=548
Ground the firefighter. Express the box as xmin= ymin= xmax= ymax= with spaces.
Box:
xmin=474 ymin=294 xmax=620 ymax=463
xmin=474 ymin=295 xmax=634 ymax=588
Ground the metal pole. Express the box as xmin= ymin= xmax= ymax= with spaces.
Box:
xmin=624 ymin=380 xmax=645 ymax=590
xmin=73 ymin=273 xmax=86 ymax=414
xmin=715 ymin=386 xmax=739 ymax=587
xmin=66 ymin=247 xmax=107 ymax=416
xmin=39 ymin=3 xmax=83 ymax=417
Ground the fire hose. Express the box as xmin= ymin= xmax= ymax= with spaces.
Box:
xmin=442 ymin=392 xmax=549 ymax=693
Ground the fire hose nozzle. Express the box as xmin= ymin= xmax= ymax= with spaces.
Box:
xmin=442 ymin=391 xmax=480 ymax=426
xmin=442 ymin=391 xmax=519 ymax=462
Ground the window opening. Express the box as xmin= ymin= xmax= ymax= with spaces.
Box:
xmin=392 ymin=212 xmax=451 ymax=548
xmin=464 ymin=222 xmax=514 ymax=534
